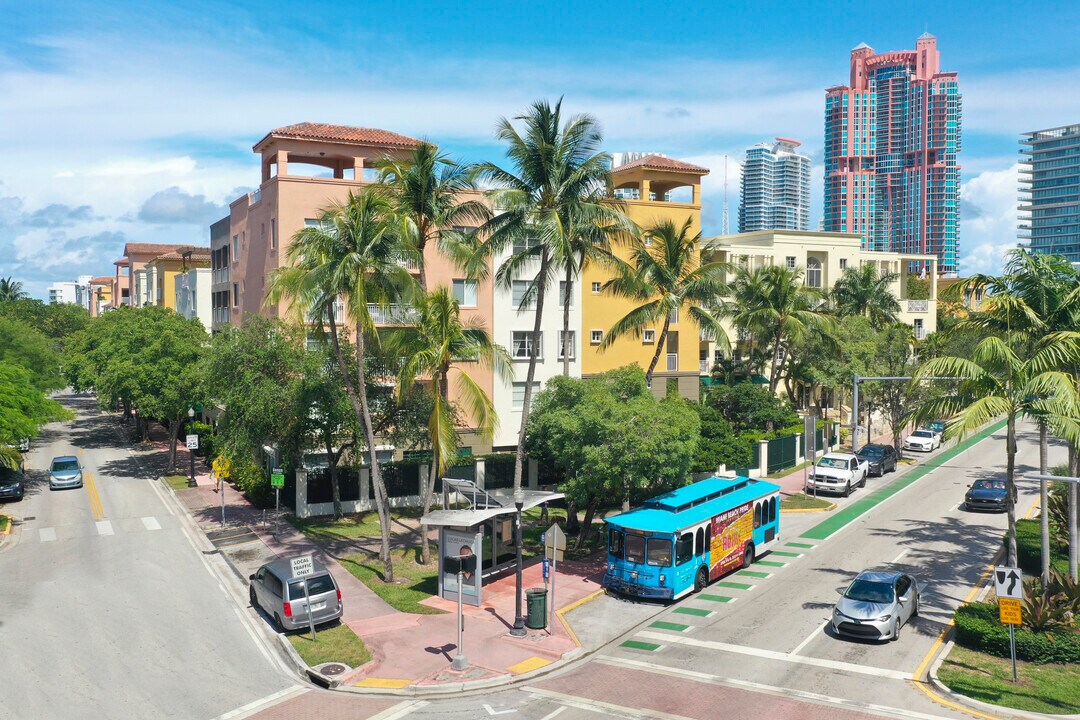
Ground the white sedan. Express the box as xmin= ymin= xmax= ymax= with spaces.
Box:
xmin=903 ymin=429 xmax=940 ymax=452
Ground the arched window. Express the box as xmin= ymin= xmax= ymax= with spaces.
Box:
xmin=770 ymin=497 xmax=777 ymax=523
xmin=696 ymin=527 xmax=705 ymax=556
xmin=806 ymin=257 xmax=822 ymax=288
xmin=754 ymin=502 xmax=762 ymax=529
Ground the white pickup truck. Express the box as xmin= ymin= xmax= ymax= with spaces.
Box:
xmin=806 ymin=452 xmax=869 ymax=497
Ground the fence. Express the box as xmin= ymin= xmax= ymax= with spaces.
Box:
xmin=767 ymin=434 xmax=797 ymax=475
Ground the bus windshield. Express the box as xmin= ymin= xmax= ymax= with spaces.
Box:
xmin=624 ymin=533 xmax=645 ymax=564
xmin=647 ymin=538 xmax=672 ymax=566
xmin=609 ymin=529 xmax=624 ymax=559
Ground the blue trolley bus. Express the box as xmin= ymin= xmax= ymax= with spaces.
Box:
xmin=602 ymin=475 xmax=781 ymax=600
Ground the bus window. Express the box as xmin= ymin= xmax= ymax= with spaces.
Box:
xmin=705 ymin=524 xmax=711 ymax=552
xmin=695 ymin=527 xmax=704 ymax=555
xmin=625 ymin=533 xmax=645 ymax=564
xmin=609 ymin=529 xmax=624 ymax=559
xmin=770 ymin=497 xmax=777 ymax=523
xmin=647 ymin=537 xmax=673 ymax=566
xmin=676 ymin=533 xmax=693 ymax=565
xmin=754 ymin=502 xmax=762 ymax=529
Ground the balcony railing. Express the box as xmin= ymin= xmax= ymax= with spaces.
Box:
xmin=700 ymin=359 xmax=712 ymax=373
xmin=212 ymin=307 xmax=230 ymax=326
xmin=368 ymin=303 xmax=419 ymax=325
xmin=907 ymin=299 xmax=929 ymax=313
xmin=212 ymin=268 xmax=230 ymax=286
xmin=249 ymin=188 xmax=262 ymax=205
xmin=666 ymin=353 xmax=678 ymax=372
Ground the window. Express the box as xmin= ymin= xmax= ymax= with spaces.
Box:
xmin=304 ymin=218 xmax=320 ymax=229
xmin=557 ymin=331 xmax=575 ymax=360
xmin=232 ymin=234 xmax=239 ymax=257
xmin=669 ymin=308 xmax=678 ymax=325
xmin=590 ymin=329 xmax=603 ymax=345
xmin=511 ymin=280 xmax=535 ymax=310
xmin=511 ymin=331 xmax=541 ymax=360
xmin=806 ymin=257 xmax=822 ymax=288
xmin=609 ymin=529 xmax=624 ymax=559
xmin=647 ymin=538 xmax=673 ymax=567
xmin=452 ymin=279 xmax=478 ymax=307
xmin=786 ymin=256 xmax=797 ymax=269
xmin=512 ymin=237 xmax=541 ymax=256
xmin=591 ymin=281 xmax=602 ymax=293
xmin=288 ymin=574 xmax=336 ymax=600
xmin=511 ymin=381 xmax=541 ymax=411
xmin=896 ymin=575 xmax=911 ymax=598
xmin=695 ymin=527 xmax=705 ymax=556
xmin=675 ymin=534 xmax=694 ymax=566
xmin=839 ymin=257 xmax=848 ymax=270
xmin=914 ymin=318 xmax=924 ymax=339
xmin=558 ymin=280 xmax=573 ymax=308
xmin=232 ymin=283 xmax=239 ymax=307
xmin=270 ymin=219 xmax=277 ymax=249
xmin=754 ymin=502 xmax=762 ymax=529
xmin=624 ymin=533 xmax=645 ymax=564
xmin=643 ymin=329 xmax=655 ymax=343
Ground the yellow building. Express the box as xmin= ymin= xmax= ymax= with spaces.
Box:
xmin=581 ymin=155 xmax=709 ymax=398
xmin=144 ymin=247 xmax=211 ymax=310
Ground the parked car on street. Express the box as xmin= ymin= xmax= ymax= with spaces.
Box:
xmin=856 ymin=444 xmax=897 ymax=477
xmin=48 ymin=456 xmax=83 ymax=490
xmin=249 ymin=557 xmax=343 ymax=632
xmin=923 ymin=420 xmax=946 ymax=438
xmin=807 ymin=452 xmax=868 ymax=497
xmin=17 ymin=437 xmax=30 ymax=453
xmin=964 ymin=478 xmax=1016 ymax=512
xmin=903 ymin=429 xmax=940 ymax=453
xmin=831 ymin=570 xmax=920 ymax=642
xmin=0 ymin=465 xmax=25 ymax=501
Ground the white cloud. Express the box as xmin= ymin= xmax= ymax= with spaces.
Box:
xmin=959 ymin=163 xmax=1021 ymax=276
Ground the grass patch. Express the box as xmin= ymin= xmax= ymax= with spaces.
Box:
xmin=938 ymin=645 xmax=1080 ymax=715
xmin=289 ymin=512 xmax=384 ymax=542
xmin=0 ymin=515 xmax=9 ymax=533
xmin=781 ymin=493 xmax=834 ymax=511
xmin=340 ymin=547 xmax=445 ymax=615
xmin=286 ymin=621 xmax=372 ymax=668
xmin=163 ymin=474 xmax=191 ymax=491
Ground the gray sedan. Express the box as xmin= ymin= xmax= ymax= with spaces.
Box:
xmin=49 ymin=456 xmax=84 ymax=490
xmin=831 ymin=571 xmax=919 ymax=642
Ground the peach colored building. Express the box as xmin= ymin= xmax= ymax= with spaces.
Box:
xmin=89 ymin=276 xmax=112 ymax=317
xmin=111 ymin=243 xmax=192 ymax=310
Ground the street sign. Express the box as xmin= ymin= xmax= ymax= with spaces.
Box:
xmin=290 ymin=555 xmax=314 ymax=578
xmin=804 ymin=414 xmax=818 ymax=456
xmin=545 ymin=523 xmax=566 ymax=562
xmin=271 ymin=468 xmax=285 ymax=488
xmin=998 ymin=597 xmax=1023 ymax=625
xmin=994 ymin=566 xmax=1023 ymax=599
xmin=185 ymin=434 xmax=199 ymax=450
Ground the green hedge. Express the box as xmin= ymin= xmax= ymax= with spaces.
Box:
xmin=953 ymin=602 xmax=1080 ymax=664
xmin=1012 ymin=519 xmax=1071 ymax=577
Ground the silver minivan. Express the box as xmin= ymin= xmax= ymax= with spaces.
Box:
xmin=248 ymin=557 xmax=343 ymax=632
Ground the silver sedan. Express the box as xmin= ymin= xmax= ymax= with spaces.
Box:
xmin=831 ymin=571 xmax=920 ymax=642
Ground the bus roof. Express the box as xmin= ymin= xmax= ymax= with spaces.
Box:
xmin=604 ymin=476 xmax=781 ymax=534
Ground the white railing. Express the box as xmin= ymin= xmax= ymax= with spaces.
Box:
xmin=907 ymin=299 xmax=929 ymax=313
xmin=700 ymin=359 xmax=711 ymax=373
xmin=249 ymin=189 xmax=262 ymax=205
xmin=667 ymin=353 xmax=678 ymax=372
xmin=212 ymin=268 xmax=230 ymax=286
xmin=212 ymin=307 xmax=230 ymax=326
xmin=368 ymin=303 xmax=418 ymax=325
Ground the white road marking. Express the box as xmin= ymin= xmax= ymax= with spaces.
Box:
xmin=39 ymin=527 xmax=56 ymax=542
xmin=524 ymin=688 xmax=694 ymax=720
xmin=141 ymin=516 xmax=161 ymax=531
xmin=634 ymin=630 xmax=912 ymax=680
xmin=231 ymin=606 xmax=276 ymax=671
xmin=96 ymin=520 xmax=114 ymax=536
xmin=483 ymin=704 xmax=517 ymax=715
xmin=594 ymin=657 xmax=954 ymax=720
xmin=368 ymin=701 xmax=430 ymax=720
xmin=539 ymin=707 xmax=568 ymax=720
xmin=210 ymin=685 xmax=307 ymax=720
xmin=790 ymin=619 xmax=830 ymax=657
xmin=890 ymin=549 xmax=909 ymax=563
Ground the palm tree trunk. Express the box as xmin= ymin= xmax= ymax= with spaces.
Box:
xmin=768 ymin=323 xmax=785 ymax=394
xmin=1005 ymin=413 xmax=1018 ymax=567
xmin=356 ymin=321 xmax=395 ymax=583
xmin=645 ymin=317 xmax=671 ymax=387
xmin=561 ymin=264 xmax=573 ymax=377
xmin=420 ymin=368 xmax=450 ymax=566
xmin=512 ymin=249 xmax=550 ymax=496
xmin=327 ymin=431 xmax=342 ymax=520
xmin=1039 ymin=422 xmax=1050 ymax=585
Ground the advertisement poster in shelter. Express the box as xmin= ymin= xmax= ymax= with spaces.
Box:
xmin=440 ymin=528 xmax=483 ymax=606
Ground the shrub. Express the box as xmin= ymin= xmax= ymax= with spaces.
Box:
xmin=953 ymin=602 xmax=1080 ymax=664
xmin=231 ymin=458 xmax=274 ymax=508
xmin=1012 ymin=519 xmax=1071 ymax=577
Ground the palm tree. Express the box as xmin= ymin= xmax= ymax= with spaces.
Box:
xmin=913 ymin=331 xmax=1080 ymax=568
xmin=600 ymin=217 xmax=728 ymax=385
xmin=726 ymin=264 xmax=834 ymax=395
xmin=386 ymin=287 xmax=512 ymax=564
xmin=0 ymin=277 xmax=28 ymax=302
xmin=267 ymin=189 xmax=417 ymax=582
xmin=830 ymin=263 xmax=901 ymax=328
xmin=475 ymin=98 xmax=628 ymax=495
xmin=375 ymin=143 xmax=490 ymax=291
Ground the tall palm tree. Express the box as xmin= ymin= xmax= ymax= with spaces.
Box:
xmin=726 ymin=264 xmax=834 ymax=395
xmin=600 ymin=217 xmax=728 ymax=385
xmin=0 ymin=277 xmax=28 ymax=302
xmin=386 ymin=287 xmax=512 ymax=564
xmin=375 ymin=143 xmax=490 ymax=291
xmin=913 ymin=331 xmax=1080 ymax=568
xmin=475 ymin=98 xmax=628 ymax=496
xmin=267 ymin=190 xmax=417 ymax=582
xmin=830 ymin=263 xmax=901 ymax=328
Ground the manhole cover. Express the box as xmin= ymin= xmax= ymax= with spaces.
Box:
xmin=314 ymin=663 xmax=349 ymax=676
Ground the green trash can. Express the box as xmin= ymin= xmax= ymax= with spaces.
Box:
xmin=525 ymin=587 xmax=548 ymax=629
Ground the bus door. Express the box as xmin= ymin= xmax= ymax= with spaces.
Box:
xmin=673 ymin=523 xmax=708 ymax=595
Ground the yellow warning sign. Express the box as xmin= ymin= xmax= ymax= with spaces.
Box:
xmin=998 ymin=597 xmax=1022 ymax=625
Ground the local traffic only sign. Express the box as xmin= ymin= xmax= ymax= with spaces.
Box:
xmin=185 ymin=435 xmax=199 ymax=450
xmin=290 ymin=555 xmax=314 ymax=577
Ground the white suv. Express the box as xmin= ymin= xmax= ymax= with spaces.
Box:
xmin=807 ymin=452 xmax=868 ymax=497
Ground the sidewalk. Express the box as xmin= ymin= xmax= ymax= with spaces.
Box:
xmin=770 ymin=426 xmax=904 ymax=496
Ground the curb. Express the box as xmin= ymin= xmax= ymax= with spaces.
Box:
xmin=781 ymin=502 xmax=836 ymax=514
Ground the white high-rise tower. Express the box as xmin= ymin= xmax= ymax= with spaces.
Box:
xmin=738 ymin=137 xmax=811 ymax=232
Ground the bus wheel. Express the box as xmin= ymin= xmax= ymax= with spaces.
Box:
xmin=742 ymin=543 xmax=755 ymax=568
xmin=694 ymin=566 xmax=708 ymax=593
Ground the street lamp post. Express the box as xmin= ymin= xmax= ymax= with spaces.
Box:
xmin=187 ymin=407 xmax=196 ymax=488
xmin=510 ymin=487 xmax=527 ymax=637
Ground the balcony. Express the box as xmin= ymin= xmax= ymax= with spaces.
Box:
xmin=666 ymin=353 xmax=678 ymax=372
xmin=368 ymin=303 xmax=419 ymax=325
xmin=700 ymin=359 xmax=712 ymax=373
xmin=212 ymin=268 xmax=230 ymax=286
xmin=212 ymin=307 xmax=231 ymax=326
xmin=907 ymin=299 xmax=929 ymax=313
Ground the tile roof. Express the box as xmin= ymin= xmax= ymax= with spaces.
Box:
xmin=257 ymin=122 xmax=422 ymax=150
xmin=148 ymin=247 xmax=212 ymax=262
xmin=90 ymin=276 xmax=113 ymax=285
xmin=123 ymin=242 xmax=190 ymax=257
xmin=612 ymin=154 xmax=709 ymax=175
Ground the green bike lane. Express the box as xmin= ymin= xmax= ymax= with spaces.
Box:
xmin=618 ymin=418 xmax=1009 ymax=653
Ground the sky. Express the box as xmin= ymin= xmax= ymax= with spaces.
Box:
xmin=2 ymin=0 xmax=1079 ymax=299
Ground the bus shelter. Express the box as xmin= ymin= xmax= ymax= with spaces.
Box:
xmin=421 ymin=479 xmax=564 ymax=606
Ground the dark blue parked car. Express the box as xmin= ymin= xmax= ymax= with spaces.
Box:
xmin=964 ymin=478 xmax=1016 ymax=512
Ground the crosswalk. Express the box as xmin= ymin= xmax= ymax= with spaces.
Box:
xmin=34 ymin=515 xmax=166 ymax=543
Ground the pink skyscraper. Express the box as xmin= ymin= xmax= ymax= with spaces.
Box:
xmin=824 ymin=34 xmax=962 ymax=275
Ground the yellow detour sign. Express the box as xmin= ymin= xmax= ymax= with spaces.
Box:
xmin=998 ymin=597 xmax=1022 ymax=625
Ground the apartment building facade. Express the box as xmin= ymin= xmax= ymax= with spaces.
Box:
xmin=739 ymin=138 xmax=811 ymax=232
xmin=824 ymin=33 xmax=962 ymax=275
xmin=1020 ymin=124 xmax=1080 ymax=263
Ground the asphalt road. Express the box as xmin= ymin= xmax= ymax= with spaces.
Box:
xmin=0 ymin=396 xmax=296 ymax=720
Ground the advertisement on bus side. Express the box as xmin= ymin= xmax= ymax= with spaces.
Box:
xmin=709 ymin=501 xmax=752 ymax=580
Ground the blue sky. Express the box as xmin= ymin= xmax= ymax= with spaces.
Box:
xmin=3 ymin=0 xmax=1079 ymax=298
